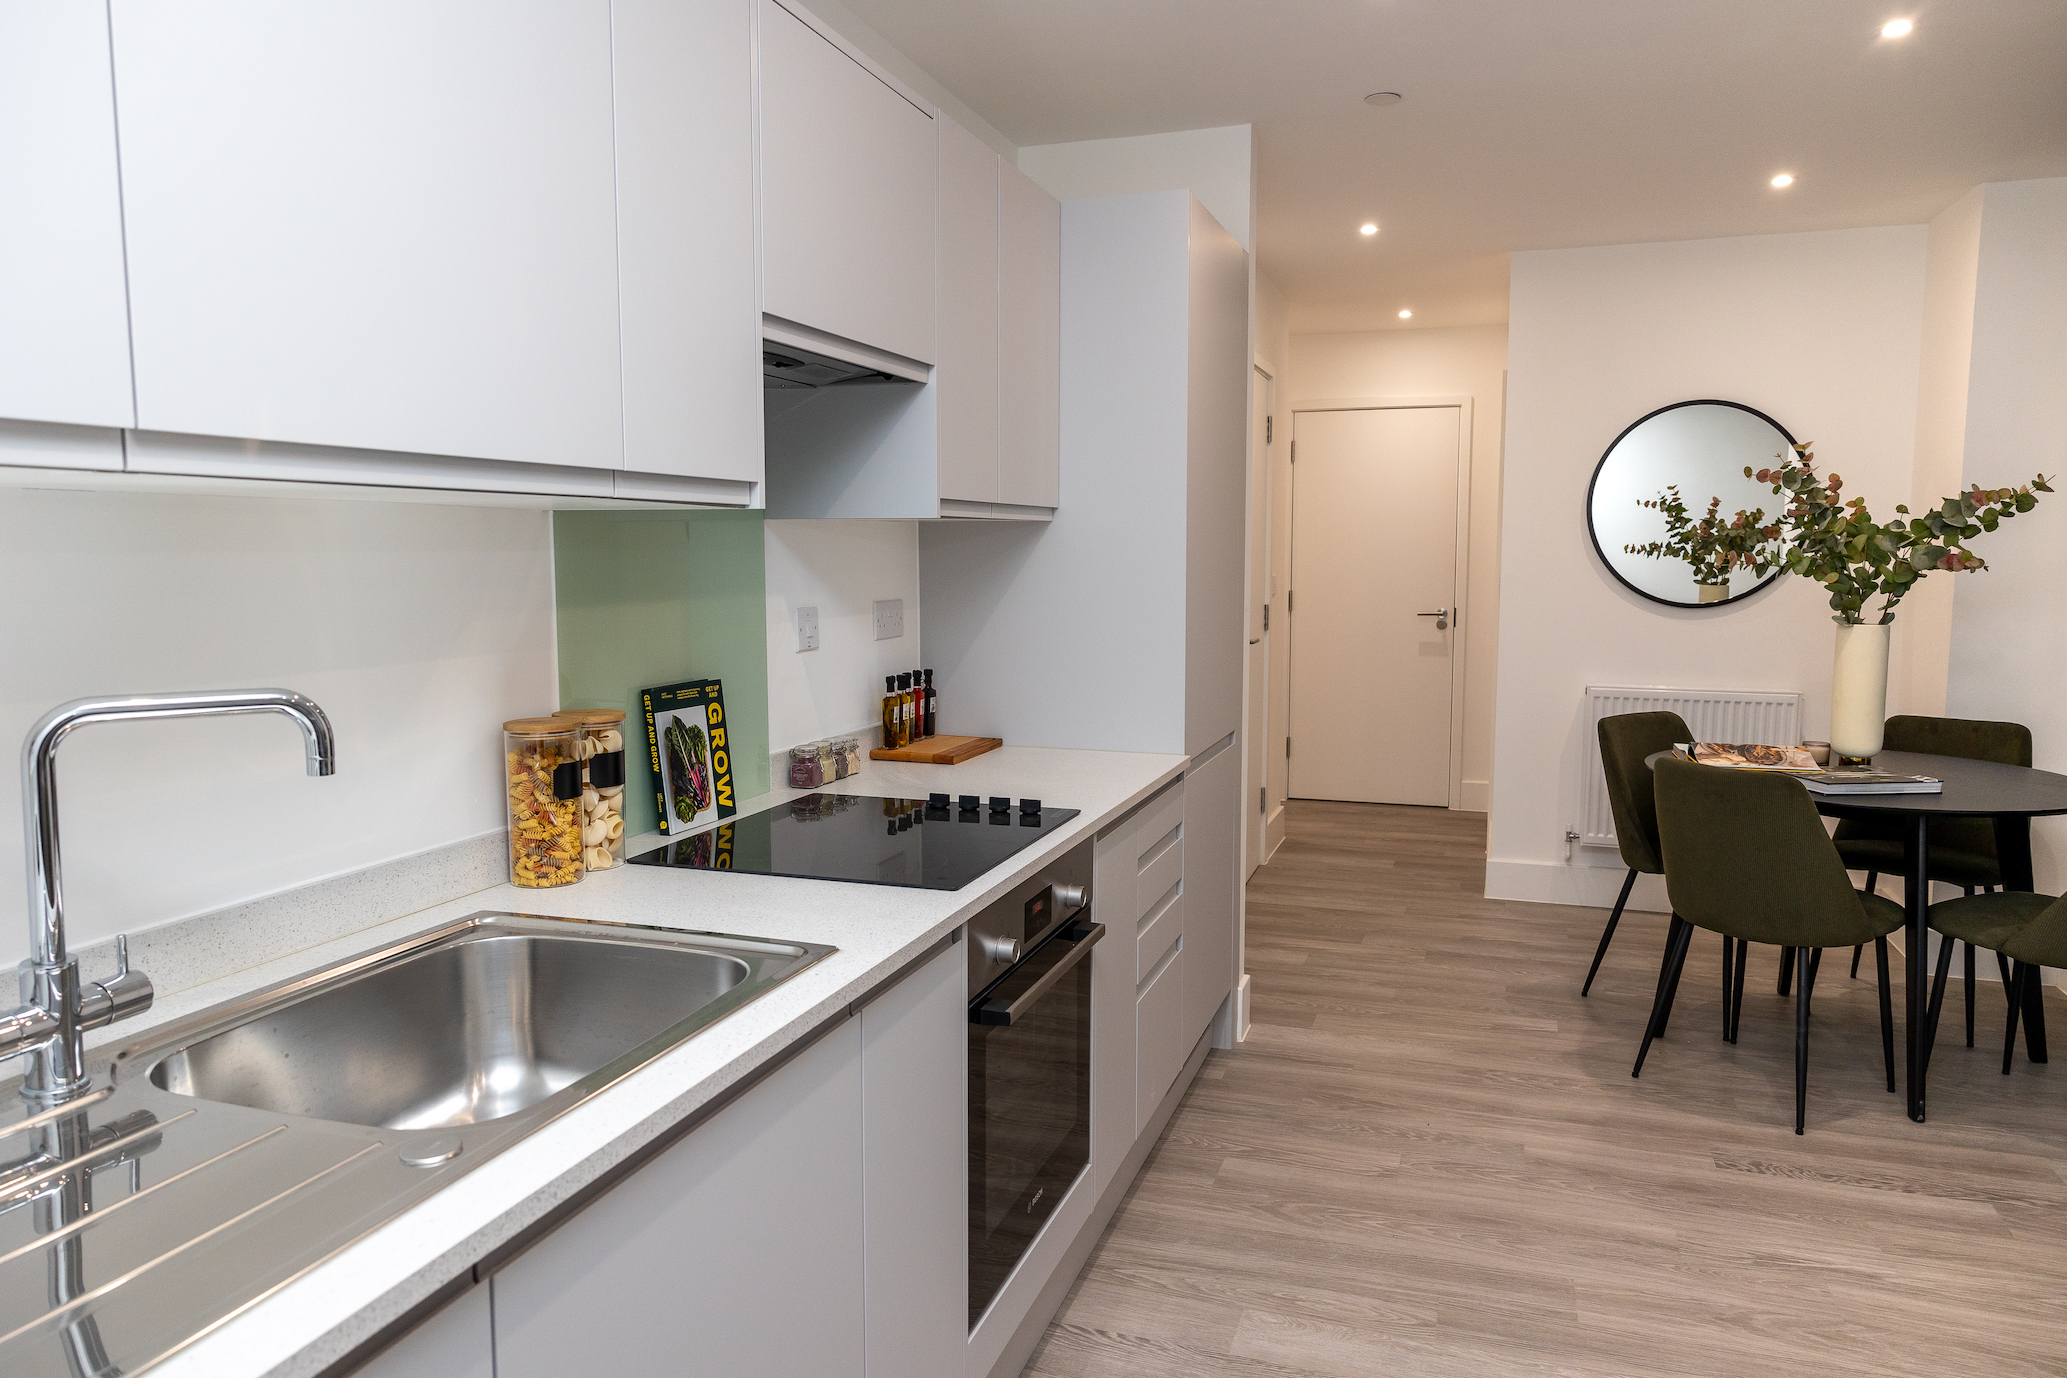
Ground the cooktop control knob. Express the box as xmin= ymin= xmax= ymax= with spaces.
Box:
xmin=958 ymin=794 xmax=980 ymax=811
xmin=1019 ymin=798 xmax=1042 ymax=815
xmin=928 ymin=792 xmax=950 ymax=808
xmin=987 ymin=796 xmax=1010 ymax=813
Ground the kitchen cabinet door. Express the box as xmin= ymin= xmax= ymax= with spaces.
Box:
xmin=998 ymin=160 xmax=1060 ymax=510
xmin=860 ymin=941 xmax=966 ymax=1378
xmin=935 ymin=118 xmax=1000 ymax=505
xmin=759 ymin=0 xmax=936 ymax=364
xmin=0 ymin=0 xmax=134 ymax=430
xmin=493 ymin=1017 xmax=865 ymax=1378
xmin=612 ymin=0 xmax=762 ymax=484
xmin=110 ymin=0 xmax=624 ymax=469
xmin=354 ymin=1283 xmax=492 ymax=1378
xmin=1182 ymin=743 xmax=1239 ymax=1046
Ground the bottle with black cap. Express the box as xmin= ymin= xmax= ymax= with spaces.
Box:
xmin=881 ymin=676 xmax=900 ymax=750
xmin=896 ymin=673 xmax=915 ymax=747
xmin=921 ymin=668 xmax=937 ymax=738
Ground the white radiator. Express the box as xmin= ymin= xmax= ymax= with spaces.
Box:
xmin=1580 ymin=685 xmax=1805 ymax=847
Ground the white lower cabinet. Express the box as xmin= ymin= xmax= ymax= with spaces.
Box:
xmin=354 ymin=1283 xmax=493 ymax=1378
xmin=492 ymin=1017 xmax=865 ymax=1377
xmin=1181 ymin=743 xmax=1239 ymax=1045
xmin=1135 ymin=936 xmax=1187 ymax=1133
xmin=861 ymin=942 xmax=966 ymax=1378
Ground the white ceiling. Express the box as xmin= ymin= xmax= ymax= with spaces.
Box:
xmin=833 ymin=0 xmax=2067 ymax=332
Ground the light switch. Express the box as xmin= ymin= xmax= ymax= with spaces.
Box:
xmin=796 ymin=605 xmax=819 ymax=652
xmin=873 ymin=599 xmax=905 ymax=640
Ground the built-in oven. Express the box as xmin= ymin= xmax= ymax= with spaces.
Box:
xmin=967 ymin=840 xmax=1100 ymax=1330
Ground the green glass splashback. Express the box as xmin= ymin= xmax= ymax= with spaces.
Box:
xmin=553 ymin=510 xmax=769 ymax=839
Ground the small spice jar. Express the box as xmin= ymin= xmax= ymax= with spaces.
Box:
xmin=788 ymin=742 xmax=825 ymax=789
xmin=504 ymin=718 xmax=584 ymax=888
xmin=553 ymin=709 xmax=629 ymax=871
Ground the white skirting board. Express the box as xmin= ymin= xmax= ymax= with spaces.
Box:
xmin=1236 ymin=972 xmax=1253 ymax=1041
xmin=1484 ymin=858 xmax=1671 ymax=912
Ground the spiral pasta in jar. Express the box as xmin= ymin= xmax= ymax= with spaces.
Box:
xmin=552 ymin=708 xmax=628 ymax=871
xmin=504 ymin=718 xmax=584 ymax=888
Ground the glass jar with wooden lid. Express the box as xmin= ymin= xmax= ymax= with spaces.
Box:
xmin=552 ymin=708 xmax=628 ymax=871
xmin=504 ymin=717 xmax=584 ymax=888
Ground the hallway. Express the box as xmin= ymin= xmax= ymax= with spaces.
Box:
xmin=1027 ymin=800 xmax=2067 ymax=1377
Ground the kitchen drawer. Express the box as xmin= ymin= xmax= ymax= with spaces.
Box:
xmin=1129 ymin=785 xmax=1186 ymax=871
xmin=1134 ymin=820 xmax=1182 ymax=922
xmin=1135 ymin=880 xmax=1181 ymax=983
xmin=1135 ymin=936 xmax=1185 ymax=1134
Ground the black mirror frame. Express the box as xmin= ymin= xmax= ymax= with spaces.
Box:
xmin=1585 ymin=398 xmax=1798 ymax=611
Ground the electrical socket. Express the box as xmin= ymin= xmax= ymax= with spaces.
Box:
xmin=872 ymin=599 xmax=904 ymax=641
xmin=796 ymin=605 xmax=819 ymax=652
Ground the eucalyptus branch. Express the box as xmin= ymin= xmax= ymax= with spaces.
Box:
xmin=1624 ymin=485 xmax=1785 ymax=587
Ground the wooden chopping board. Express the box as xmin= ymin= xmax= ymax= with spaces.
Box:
xmin=868 ymin=735 xmax=1002 ymax=765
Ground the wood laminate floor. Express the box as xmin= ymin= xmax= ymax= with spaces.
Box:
xmin=1025 ymin=799 xmax=2067 ymax=1378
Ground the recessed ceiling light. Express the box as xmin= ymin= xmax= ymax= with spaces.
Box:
xmin=1881 ymin=18 xmax=1913 ymax=37
xmin=1398 ymin=309 xmax=1413 ymax=319
xmin=1770 ymin=173 xmax=1795 ymax=188
xmin=1363 ymin=92 xmax=1402 ymax=107
xmin=1360 ymin=223 xmax=1379 ymax=236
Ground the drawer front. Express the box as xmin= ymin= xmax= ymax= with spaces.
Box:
xmin=1130 ymin=786 xmax=1185 ymax=870
xmin=1134 ymin=937 xmax=1186 ymax=1134
xmin=1135 ymin=881 xmax=1182 ymax=983
xmin=1134 ymin=822 xmax=1182 ymax=922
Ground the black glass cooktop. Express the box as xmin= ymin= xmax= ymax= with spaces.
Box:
xmin=628 ymin=793 xmax=1080 ymax=891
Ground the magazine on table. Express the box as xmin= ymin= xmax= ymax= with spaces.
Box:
xmin=1799 ymin=770 xmax=1943 ymax=795
xmin=1680 ymin=742 xmax=1822 ymax=772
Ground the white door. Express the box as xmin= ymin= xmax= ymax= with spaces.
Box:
xmin=1264 ymin=399 xmax=1293 ymax=855
xmin=1288 ymin=407 xmax=1460 ymax=806
xmin=1244 ymin=366 xmax=1271 ymax=875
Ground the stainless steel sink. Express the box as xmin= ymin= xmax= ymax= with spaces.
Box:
xmin=0 ymin=913 xmax=832 ymax=1378
xmin=148 ymin=926 xmax=765 ymax=1130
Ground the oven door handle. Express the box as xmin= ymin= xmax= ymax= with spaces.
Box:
xmin=971 ymin=919 xmax=1104 ymax=1027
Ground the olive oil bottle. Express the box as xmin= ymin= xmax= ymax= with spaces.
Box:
xmin=881 ymin=675 xmax=900 ymax=750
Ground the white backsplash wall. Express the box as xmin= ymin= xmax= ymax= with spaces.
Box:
xmin=0 ymin=487 xmax=556 ymax=970
xmin=764 ymin=519 xmax=920 ymax=755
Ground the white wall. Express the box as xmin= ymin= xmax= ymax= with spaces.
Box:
xmin=1018 ymin=126 xmax=1254 ymax=254
xmin=0 ymin=487 xmax=554 ymax=969
xmin=1488 ymin=226 xmax=1927 ymax=909
xmin=764 ymin=518 xmax=921 ymax=753
xmin=1287 ymin=324 xmax=1507 ymax=811
xmin=1946 ymin=177 xmax=2067 ymax=893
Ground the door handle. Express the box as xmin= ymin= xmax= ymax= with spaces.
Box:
xmin=1416 ymin=607 xmax=1450 ymax=631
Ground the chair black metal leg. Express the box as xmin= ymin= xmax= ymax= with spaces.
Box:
xmin=1721 ymin=936 xmax=1735 ymax=1041
xmin=1850 ymin=945 xmax=1862 ymax=979
xmin=1582 ymin=867 xmax=1639 ymax=997
xmin=1925 ymin=933 xmax=1955 ymax=1073
xmin=1795 ymin=946 xmax=1813 ymax=1134
xmin=1876 ymin=937 xmax=1895 ymax=1093
xmin=1728 ymin=938 xmax=1748 ymax=1044
xmin=1806 ymin=946 xmax=1823 ymax=1003
xmin=1657 ymin=919 xmax=1689 ymax=1038
xmin=1998 ymin=949 xmax=2013 ymax=989
xmin=1634 ymin=915 xmax=1693 ymax=1078
xmin=1965 ymin=942 xmax=1977 ymax=1048
xmin=2004 ymin=962 xmax=2029 ymax=1075
xmin=1778 ymin=945 xmax=1795 ymax=995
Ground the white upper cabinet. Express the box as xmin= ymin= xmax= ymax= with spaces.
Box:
xmin=0 ymin=0 xmax=134 ymax=429
xmin=758 ymin=0 xmax=937 ymax=365
xmin=611 ymin=0 xmax=762 ymax=484
xmin=109 ymin=0 xmax=625 ymax=469
xmin=935 ymin=118 xmax=1001 ymax=505
xmin=998 ymin=160 xmax=1060 ymax=510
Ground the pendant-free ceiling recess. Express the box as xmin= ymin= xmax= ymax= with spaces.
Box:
xmin=1363 ymin=91 xmax=1402 ymax=106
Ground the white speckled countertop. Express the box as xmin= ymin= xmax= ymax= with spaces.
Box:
xmin=128 ymin=746 xmax=1184 ymax=1378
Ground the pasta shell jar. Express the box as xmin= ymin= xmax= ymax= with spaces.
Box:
xmin=553 ymin=708 xmax=628 ymax=871
xmin=504 ymin=718 xmax=584 ymax=888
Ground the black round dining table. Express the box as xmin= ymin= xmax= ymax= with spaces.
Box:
xmin=1648 ymin=749 xmax=2067 ymax=1122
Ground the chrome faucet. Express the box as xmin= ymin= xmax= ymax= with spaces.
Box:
xmin=3 ymin=689 xmax=336 ymax=1105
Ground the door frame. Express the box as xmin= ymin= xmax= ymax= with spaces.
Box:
xmin=1287 ymin=394 xmax=1475 ymax=812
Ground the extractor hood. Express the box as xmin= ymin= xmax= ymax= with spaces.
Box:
xmin=762 ymin=342 xmax=914 ymax=389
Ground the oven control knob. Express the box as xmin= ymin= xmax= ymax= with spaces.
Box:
xmin=1052 ymin=884 xmax=1088 ymax=911
xmin=981 ymin=934 xmax=1021 ymax=964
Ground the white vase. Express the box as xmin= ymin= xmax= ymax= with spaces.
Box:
xmin=1829 ymin=622 xmax=1891 ymax=762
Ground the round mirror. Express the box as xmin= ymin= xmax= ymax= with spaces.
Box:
xmin=1586 ymin=399 xmax=1796 ymax=608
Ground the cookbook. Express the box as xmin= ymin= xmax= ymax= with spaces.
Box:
xmin=641 ymin=679 xmax=738 ymax=836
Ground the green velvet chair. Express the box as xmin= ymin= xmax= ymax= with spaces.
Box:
xmin=2001 ymin=898 xmax=2067 ymax=1074
xmin=1585 ymin=711 xmax=1692 ymax=997
xmin=1834 ymin=715 xmax=2031 ymax=1011
xmin=1643 ymin=755 xmax=1903 ymax=1133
